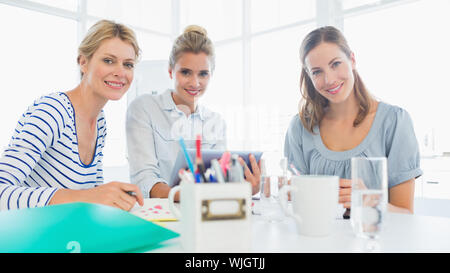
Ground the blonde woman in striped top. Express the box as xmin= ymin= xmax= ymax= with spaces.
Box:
xmin=0 ymin=20 xmax=144 ymax=211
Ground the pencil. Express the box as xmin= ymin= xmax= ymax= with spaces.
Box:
xmin=178 ymin=137 xmax=195 ymax=175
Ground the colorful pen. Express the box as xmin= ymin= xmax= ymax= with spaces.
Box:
xmin=219 ymin=151 xmax=231 ymax=181
xmin=197 ymin=162 xmax=208 ymax=182
xmin=194 ymin=173 xmax=202 ymax=183
xmin=194 ymin=134 xmax=207 ymax=182
xmin=211 ymin=159 xmax=225 ymax=183
xmin=196 ymin=134 xmax=202 ymax=161
xmin=229 ymin=154 xmax=245 ymax=182
xmin=178 ymin=137 xmax=195 ymax=175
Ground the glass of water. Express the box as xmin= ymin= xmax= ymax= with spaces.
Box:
xmin=260 ymin=175 xmax=285 ymax=222
xmin=350 ymin=157 xmax=388 ymax=246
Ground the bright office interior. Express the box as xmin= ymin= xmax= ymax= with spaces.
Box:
xmin=1 ymin=0 xmax=449 ymax=216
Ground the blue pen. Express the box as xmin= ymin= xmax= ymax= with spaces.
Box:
xmin=209 ymin=174 xmax=217 ymax=183
xmin=194 ymin=173 xmax=202 ymax=183
xmin=178 ymin=137 xmax=195 ymax=175
xmin=204 ymin=168 xmax=217 ymax=183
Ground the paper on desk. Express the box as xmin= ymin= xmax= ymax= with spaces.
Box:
xmin=130 ymin=198 xmax=178 ymax=222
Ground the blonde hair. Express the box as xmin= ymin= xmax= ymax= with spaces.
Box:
xmin=77 ymin=20 xmax=141 ymax=77
xmin=169 ymin=25 xmax=215 ymax=72
xmin=299 ymin=26 xmax=372 ymax=134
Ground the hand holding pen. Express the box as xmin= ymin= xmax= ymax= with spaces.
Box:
xmin=78 ymin=182 xmax=144 ymax=211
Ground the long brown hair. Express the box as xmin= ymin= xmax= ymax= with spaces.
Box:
xmin=299 ymin=26 xmax=372 ymax=134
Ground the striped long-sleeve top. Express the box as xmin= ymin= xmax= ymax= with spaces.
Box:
xmin=0 ymin=92 xmax=107 ymax=210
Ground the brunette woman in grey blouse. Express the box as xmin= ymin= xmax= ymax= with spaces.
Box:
xmin=284 ymin=26 xmax=422 ymax=214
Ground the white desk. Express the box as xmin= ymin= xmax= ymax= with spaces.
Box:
xmin=150 ymin=204 xmax=450 ymax=253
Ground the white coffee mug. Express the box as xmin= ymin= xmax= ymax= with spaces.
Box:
xmin=168 ymin=185 xmax=181 ymax=219
xmin=279 ymin=175 xmax=339 ymax=237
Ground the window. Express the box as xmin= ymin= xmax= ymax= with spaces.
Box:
xmin=251 ymin=0 xmax=315 ymax=33
xmin=341 ymin=0 xmax=380 ymax=10
xmin=250 ymin=24 xmax=315 ymax=153
xmin=84 ymin=19 xmax=172 ymax=61
xmin=0 ymin=3 xmax=78 ymax=148
xmin=344 ymin=0 xmax=450 ymax=155
xmin=87 ymin=0 xmax=172 ymax=34
xmin=4 ymin=0 xmax=443 ymax=171
xmin=180 ymin=0 xmax=242 ymax=42
xmin=203 ymin=42 xmax=244 ymax=150
xmin=135 ymin=31 xmax=172 ymax=61
xmin=30 ymin=0 xmax=78 ymax=11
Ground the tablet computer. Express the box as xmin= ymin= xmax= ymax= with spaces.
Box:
xmin=170 ymin=149 xmax=263 ymax=186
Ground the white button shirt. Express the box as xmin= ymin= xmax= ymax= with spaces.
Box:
xmin=126 ymin=89 xmax=227 ymax=197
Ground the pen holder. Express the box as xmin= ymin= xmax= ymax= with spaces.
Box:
xmin=168 ymin=181 xmax=252 ymax=252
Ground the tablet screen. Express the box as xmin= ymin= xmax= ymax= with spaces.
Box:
xmin=170 ymin=149 xmax=263 ymax=186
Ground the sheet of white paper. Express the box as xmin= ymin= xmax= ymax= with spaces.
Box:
xmin=130 ymin=198 xmax=179 ymax=221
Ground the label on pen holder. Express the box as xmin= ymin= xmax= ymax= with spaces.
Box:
xmin=201 ymin=198 xmax=246 ymax=221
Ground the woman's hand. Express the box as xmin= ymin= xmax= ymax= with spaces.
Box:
xmin=50 ymin=182 xmax=144 ymax=211
xmin=151 ymin=181 xmax=180 ymax=201
xmin=80 ymin=182 xmax=144 ymax=211
xmin=339 ymin=179 xmax=352 ymax=209
xmin=238 ymin=154 xmax=261 ymax=195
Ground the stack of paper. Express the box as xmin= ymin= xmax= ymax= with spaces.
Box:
xmin=130 ymin=198 xmax=178 ymax=222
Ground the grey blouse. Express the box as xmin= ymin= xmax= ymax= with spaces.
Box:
xmin=284 ymin=102 xmax=422 ymax=188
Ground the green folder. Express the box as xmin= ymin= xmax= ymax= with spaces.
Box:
xmin=0 ymin=202 xmax=179 ymax=253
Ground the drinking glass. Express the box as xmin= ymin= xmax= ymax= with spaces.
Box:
xmin=259 ymin=175 xmax=285 ymax=222
xmin=350 ymin=157 xmax=388 ymax=250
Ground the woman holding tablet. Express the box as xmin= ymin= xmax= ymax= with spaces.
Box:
xmin=0 ymin=20 xmax=144 ymax=211
xmin=284 ymin=26 xmax=422 ymax=213
xmin=126 ymin=25 xmax=260 ymax=200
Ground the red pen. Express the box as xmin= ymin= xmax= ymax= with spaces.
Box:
xmin=195 ymin=135 xmax=207 ymax=182
xmin=219 ymin=151 xmax=231 ymax=181
xmin=196 ymin=134 xmax=202 ymax=161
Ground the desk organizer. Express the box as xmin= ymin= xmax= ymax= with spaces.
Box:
xmin=169 ymin=182 xmax=252 ymax=252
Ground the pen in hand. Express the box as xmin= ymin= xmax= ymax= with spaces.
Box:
xmin=343 ymin=208 xmax=351 ymax=219
xmin=125 ymin=190 xmax=144 ymax=207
